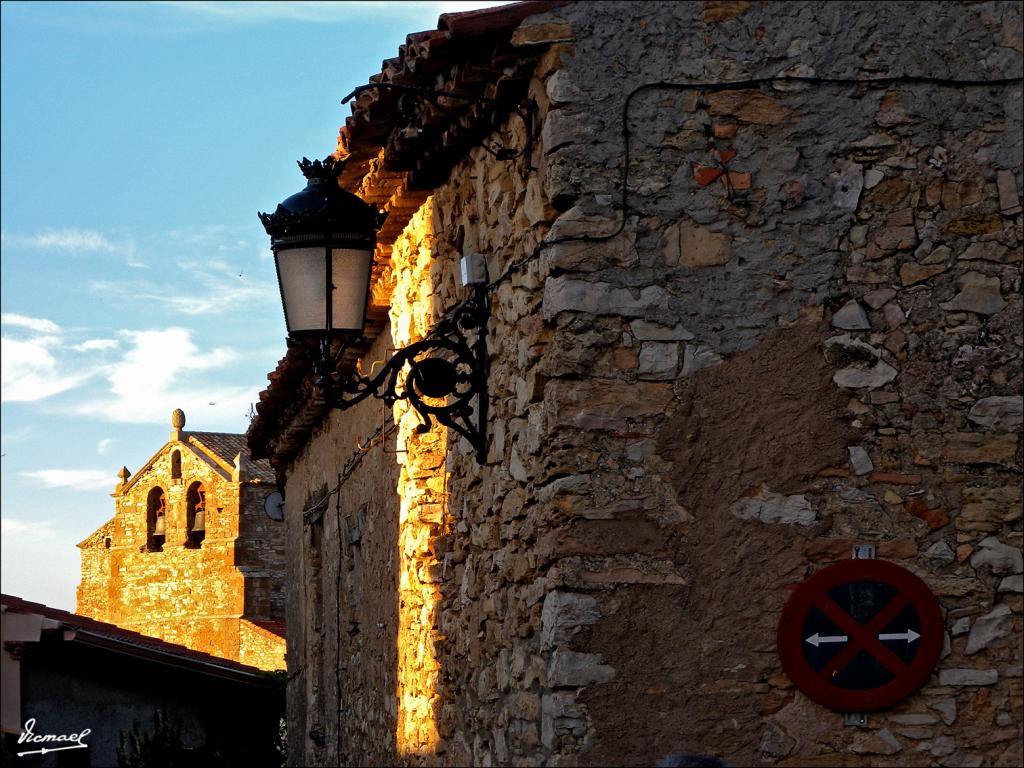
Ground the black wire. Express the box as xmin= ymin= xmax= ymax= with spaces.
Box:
xmin=483 ymin=72 xmax=1023 ymax=292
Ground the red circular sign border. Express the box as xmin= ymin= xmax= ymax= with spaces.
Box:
xmin=777 ymin=559 xmax=944 ymax=712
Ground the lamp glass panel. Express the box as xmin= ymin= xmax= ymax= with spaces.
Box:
xmin=330 ymin=248 xmax=373 ymax=332
xmin=276 ymin=246 xmax=327 ymax=333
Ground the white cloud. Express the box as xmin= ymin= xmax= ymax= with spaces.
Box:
xmin=0 ymin=315 xmax=113 ymax=402
xmin=20 ymin=469 xmax=117 ymax=492
xmin=0 ymin=336 xmax=95 ymax=402
xmin=90 ymin=259 xmax=278 ymax=317
xmin=3 ymin=228 xmax=120 ymax=253
xmin=0 ymin=517 xmax=56 ymax=540
xmin=1 ymin=519 xmax=80 ymax=611
xmin=1 ymin=314 xmax=62 ymax=334
xmin=73 ymin=338 xmax=120 ymax=352
xmin=97 ymin=438 xmax=119 ymax=455
xmin=70 ymin=327 xmax=254 ymax=423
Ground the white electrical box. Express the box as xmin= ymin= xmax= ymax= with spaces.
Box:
xmin=460 ymin=253 xmax=488 ymax=287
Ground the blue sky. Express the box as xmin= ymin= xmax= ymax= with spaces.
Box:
xmin=1 ymin=0 xmax=502 ymax=609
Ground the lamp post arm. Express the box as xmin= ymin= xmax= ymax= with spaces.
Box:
xmin=314 ymin=285 xmax=490 ymax=464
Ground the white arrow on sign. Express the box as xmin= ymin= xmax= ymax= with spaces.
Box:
xmin=878 ymin=628 xmax=920 ymax=644
xmin=805 ymin=632 xmax=848 ymax=647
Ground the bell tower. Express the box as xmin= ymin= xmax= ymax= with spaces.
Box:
xmin=76 ymin=409 xmax=286 ymax=670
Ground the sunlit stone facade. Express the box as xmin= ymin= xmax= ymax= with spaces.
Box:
xmin=77 ymin=411 xmax=287 ymax=671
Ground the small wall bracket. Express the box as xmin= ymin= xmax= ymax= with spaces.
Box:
xmin=843 ymin=712 xmax=868 ymax=727
xmin=851 ymin=543 xmax=876 ymax=560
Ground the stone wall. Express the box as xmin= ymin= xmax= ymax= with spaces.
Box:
xmin=280 ymin=1 xmax=1022 ymax=765
xmin=239 ymin=619 xmax=288 ymax=671
xmin=77 ymin=430 xmax=286 ymax=671
xmin=527 ymin=1 xmax=1023 ymax=765
xmin=281 ymin=326 xmax=403 ymax=765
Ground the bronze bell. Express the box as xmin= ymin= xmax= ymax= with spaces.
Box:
xmin=153 ymin=513 xmax=166 ymax=537
xmin=191 ymin=508 xmax=206 ymax=533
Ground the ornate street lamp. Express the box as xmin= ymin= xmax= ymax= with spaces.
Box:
xmin=259 ymin=157 xmax=489 ymax=464
xmin=259 ymin=157 xmax=379 ymax=337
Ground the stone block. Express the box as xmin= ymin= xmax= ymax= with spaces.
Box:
xmin=970 ymin=537 xmax=1023 ymax=576
xmin=511 ymin=20 xmax=575 ymax=47
xmin=548 ymin=649 xmax=616 ymax=688
xmin=964 ymin=605 xmax=1013 ymax=655
xmin=996 ymin=169 xmax=1022 ymax=215
xmin=509 ymin=690 xmax=542 ymax=721
xmin=541 ymin=591 xmax=601 ymax=651
xmin=833 ymin=361 xmax=898 ymax=390
xmin=940 ymin=272 xmax=1007 ymax=315
xmin=629 ymin=320 xmax=694 ymax=341
xmin=546 ymin=70 xmax=583 ymax=105
xmin=929 ymin=699 xmax=957 ymax=725
xmin=542 ymin=108 xmax=598 ymax=154
xmin=874 ymin=225 xmax=917 ymax=251
xmin=941 ymin=433 xmax=1018 ymax=465
xmin=848 ymin=446 xmax=874 ymax=475
xmin=899 ymin=261 xmax=947 ymax=285
xmin=958 ymin=241 xmax=1019 ymax=263
xmin=998 ymin=575 xmax=1023 ymax=593
xmin=825 ymin=334 xmax=899 ymax=390
xmin=542 ymin=277 xmax=666 ymax=321
xmin=882 ymin=303 xmax=905 ymax=329
xmin=863 ymin=288 xmax=896 ymax=309
xmin=831 ymin=300 xmax=871 ymax=330
xmin=866 ymin=176 xmax=910 ymax=206
xmin=864 ymin=168 xmax=884 ymax=189
xmin=730 ymin=485 xmax=817 ymax=526
xmin=938 ymin=668 xmax=999 ymax=686
xmin=830 ymin=160 xmax=864 ymax=211
xmin=661 ymin=219 xmax=732 ymax=268
xmin=681 ymin=344 xmax=723 ymax=376
xmin=968 ymin=396 xmax=1023 ymax=433
xmin=958 ymin=485 xmax=1022 ymax=532
xmin=888 ymin=713 xmax=937 ymax=726
xmin=637 ymin=342 xmax=679 ymax=380
xmin=706 ymin=89 xmax=793 ymax=125
xmin=544 ymin=379 xmax=673 ymax=431
xmin=944 ymin=213 xmax=1003 ymax=236
xmin=544 ymin=208 xmax=637 ymax=271
xmin=902 ymin=498 xmax=949 ymax=530
xmin=704 ymin=0 xmax=751 ymax=22
xmin=541 ymin=691 xmax=587 ymax=751
xmin=851 ymin=728 xmax=902 ymax=755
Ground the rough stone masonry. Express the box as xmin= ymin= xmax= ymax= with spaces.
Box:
xmin=79 ymin=410 xmax=287 ymax=671
xmin=250 ymin=1 xmax=1023 ymax=765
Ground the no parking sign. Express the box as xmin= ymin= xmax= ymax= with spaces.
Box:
xmin=777 ymin=558 xmax=943 ymax=711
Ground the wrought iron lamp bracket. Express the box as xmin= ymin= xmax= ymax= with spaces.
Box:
xmin=313 ymin=285 xmax=490 ymax=464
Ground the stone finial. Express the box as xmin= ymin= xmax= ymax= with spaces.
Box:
xmin=171 ymin=409 xmax=186 ymax=429
xmin=116 ymin=466 xmax=131 ymax=493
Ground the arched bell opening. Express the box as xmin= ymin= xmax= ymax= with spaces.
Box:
xmin=146 ymin=487 xmax=166 ymax=552
xmin=185 ymin=481 xmax=207 ymax=549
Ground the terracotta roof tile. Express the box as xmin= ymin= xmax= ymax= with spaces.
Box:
xmin=188 ymin=431 xmax=276 ymax=483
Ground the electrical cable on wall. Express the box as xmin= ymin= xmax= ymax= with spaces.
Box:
xmin=329 ymin=71 xmax=1022 ymax=463
xmin=482 ymin=72 xmax=1024 ymax=293
xmin=301 ymin=422 xmax=398 ymax=521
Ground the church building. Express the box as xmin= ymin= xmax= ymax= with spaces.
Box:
xmin=77 ymin=409 xmax=287 ymax=671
